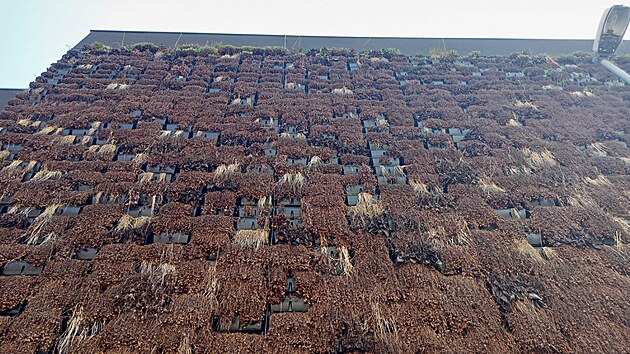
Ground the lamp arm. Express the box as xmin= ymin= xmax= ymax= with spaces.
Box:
xmin=599 ymin=58 xmax=630 ymax=84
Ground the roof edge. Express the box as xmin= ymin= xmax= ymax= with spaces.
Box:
xmin=73 ymin=30 xmax=630 ymax=56
xmin=86 ymin=29 xmax=598 ymax=42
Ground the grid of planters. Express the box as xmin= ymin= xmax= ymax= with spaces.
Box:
xmin=0 ymin=43 xmax=629 ymax=353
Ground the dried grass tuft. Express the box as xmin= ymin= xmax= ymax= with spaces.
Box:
xmin=256 ymin=196 xmax=272 ymax=216
xmin=24 ymin=160 xmax=38 ymax=172
xmin=280 ymin=172 xmax=306 ymax=193
xmin=151 ymin=195 xmax=160 ymax=215
xmin=139 ymin=261 xmax=177 ymax=291
xmin=1 ymin=160 xmax=23 ymax=172
xmin=56 ymin=306 xmax=84 ymax=354
xmin=35 ymin=126 xmax=59 ymax=136
xmin=87 ymin=121 xmax=102 ymax=134
xmin=8 ymin=206 xmax=31 ymax=215
xmin=233 ymin=229 xmax=268 ymax=250
xmin=23 ymin=231 xmax=56 ymax=245
xmin=332 ymin=86 xmax=353 ymax=94
xmin=514 ymin=100 xmax=538 ymax=110
xmin=585 ymin=174 xmax=612 ymax=187
xmin=214 ymin=163 xmax=240 ymax=179
xmin=521 ymin=147 xmax=556 ymax=168
xmin=54 ymin=307 xmax=104 ymax=352
xmin=138 ymin=172 xmax=154 ymax=183
xmin=115 ymin=214 xmax=150 ymax=232
xmin=588 ymin=142 xmax=609 ymax=157
xmin=92 ymin=191 xmax=104 ymax=204
xmin=58 ymin=135 xmax=77 ymax=145
xmin=507 ymin=118 xmax=522 ymax=127
xmin=478 ymin=178 xmax=506 ymax=194
xmin=570 ymin=91 xmax=585 ymax=97
xmin=516 ymin=238 xmax=544 ymax=262
xmin=28 ymin=169 xmax=63 ymax=183
xmin=307 ymin=156 xmax=323 ymax=171
xmin=204 ymin=263 xmax=219 ymax=300
xmin=156 ymin=173 xmax=169 ymax=182
xmin=132 ymin=153 xmax=147 ymax=165
xmin=115 ymin=214 xmax=134 ymax=231
xmin=513 ymin=298 xmax=543 ymax=322
xmin=27 ymin=205 xmax=59 ymax=238
xmin=449 ymin=216 xmax=470 ymax=246
xmin=379 ymin=165 xmax=405 ymax=177
xmin=350 ymin=193 xmax=383 ymax=220
xmin=339 ymin=246 xmax=354 ymax=275
xmin=138 ymin=172 xmax=169 ymax=183
xmin=370 ymin=300 xmax=402 ymax=354
xmin=541 ymin=247 xmax=561 ymax=261
xmin=409 ymin=179 xmax=429 ymax=195
xmin=177 ymin=335 xmax=193 ymax=354
xmin=504 ymin=165 xmax=534 ymax=175
xmin=106 ymin=82 xmax=129 ymax=90
xmin=98 ymin=144 xmax=117 ymax=155
xmin=0 ymin=150 xmax=9 ymax=160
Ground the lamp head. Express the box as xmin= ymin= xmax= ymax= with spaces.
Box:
xmin=594 ymin=5 xmax=630 ymax=58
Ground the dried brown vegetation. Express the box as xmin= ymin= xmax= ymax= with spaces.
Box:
xmin=0 ymin=44 xmax=628 ymax=353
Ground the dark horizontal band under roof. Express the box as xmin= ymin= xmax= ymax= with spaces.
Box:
xmin=0 ymin=89 xmax=24 ymax=110
xmin=75 ymin=30 xmax=630 ymax=56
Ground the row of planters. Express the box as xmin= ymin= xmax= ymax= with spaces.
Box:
xmin=2 ymin=220 xmax=627 ymax=353
xmin=56 ymin=43 xmax=630 ymax=77
xmin=18 ymin=63 xmax=630 ymax=108
xmin=18 ymin=80 xmax=627 ymax=118
xmin=1 ymin=108 xmax=624 ymax=163
xmin=37 ymin=52 xmax=628 ymax=90
xmin=0 ymin=142 xmax=626 ymax=245
xmin=50 ymin=50 xmax=619 ymax=82
xmin=2 ymin=110 xmax=624 ymax=159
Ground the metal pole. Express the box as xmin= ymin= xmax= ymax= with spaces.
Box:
xmin=599 ymin=58 xmax=630 ymax=84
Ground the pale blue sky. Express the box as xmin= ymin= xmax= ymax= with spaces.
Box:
xmin=0 ymin=0 xmax=623 ymax=88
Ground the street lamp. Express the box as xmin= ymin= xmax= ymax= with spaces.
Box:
xmin=593 ymin=5 xmax=630 ymax=84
